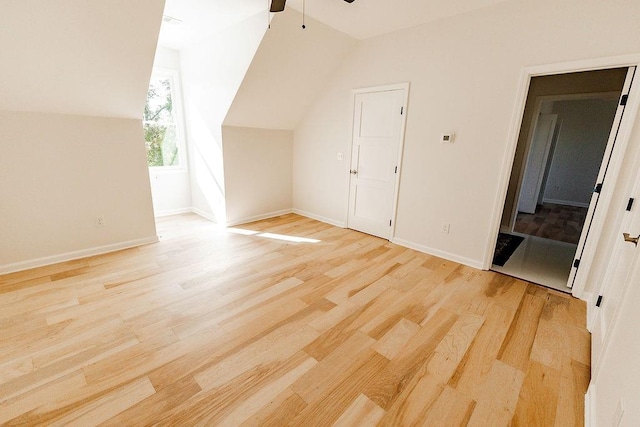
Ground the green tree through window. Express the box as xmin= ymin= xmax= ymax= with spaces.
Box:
xmin=144 ymin=74 xmax=180 ymax=167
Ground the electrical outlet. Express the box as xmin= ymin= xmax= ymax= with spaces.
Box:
xmin=442 ymin=223 xmax=450 ymax=234
xmin=337 ymin=152 xmax=344 ymax=161
xmin=96 ymin=216 xmax=105 ymax=227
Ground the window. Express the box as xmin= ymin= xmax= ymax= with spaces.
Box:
xmin=143 ymin=70 xmax=185 ymax=169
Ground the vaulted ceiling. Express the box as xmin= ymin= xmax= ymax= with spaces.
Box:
xmin=159 ymin=0 xmax=513 ymax=48
xmin=284 ymin=0 xmax=512 ymax=39
xmin=0 ymin=0 xmax=164 ymax=118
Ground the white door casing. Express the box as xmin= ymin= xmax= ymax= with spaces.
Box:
xmin=517 ymin=113 xmax=559 ymax=214
xmin=347 ymin=85 xmax=408 ymax=239
xmin=485 ymin=57 xmax=640 ymax=299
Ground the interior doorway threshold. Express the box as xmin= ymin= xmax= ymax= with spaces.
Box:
xmin=491 ymin=234 xmax=575 ymax=294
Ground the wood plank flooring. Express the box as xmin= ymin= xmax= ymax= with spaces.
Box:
xmin=0 ymin=213 xmax=590 ymax=425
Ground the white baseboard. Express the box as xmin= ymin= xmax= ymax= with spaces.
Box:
xmin=226 ymin=209 xmax=294 ymax=227
xmin=543 ymin=198 xmax=590 ymax=208
xmin=191 ymin=207 xmax=219 ymax=223
xmin=391 ymin=237 xmax=485 ymax=270
xmin=0 ymin=236 xmax=159 ymax=276
xmin=292 ymin=209 xmax=346 ymax=228
xmin=154 ymin=207 xmax=193 ymax=218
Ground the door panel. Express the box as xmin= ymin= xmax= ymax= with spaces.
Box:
xmin=357 ymin=144 xmax=390 ymax=181
xmin=353 ymin=185 xmax=389 ymax=220
xmin=348 ymin=88 xmax=405 ymax=239
xmin=360 ymin=94 xmax=397 ymax=138
xmin=568 ymin=66 xmax=636 ymax=288
xmin=591 ymin=170 xmax=640 ymax=373
xmin=518 ymin=114 xmax=558 ymax=214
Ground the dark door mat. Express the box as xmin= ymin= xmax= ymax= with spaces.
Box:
xmin=493 ymin=233 xmax=525 ymax=266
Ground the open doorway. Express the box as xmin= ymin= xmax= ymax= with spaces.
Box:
xmin=492 ymin=68 xmax=631 ymax=293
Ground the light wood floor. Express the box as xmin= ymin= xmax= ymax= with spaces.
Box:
xmin=0 ymin=213 xmax=590 ymax=426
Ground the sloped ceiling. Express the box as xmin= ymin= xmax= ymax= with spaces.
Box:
xmin=286 ymin=0 xmax=513 ymax=39
xmin=159 ymin=0 xmax=265 ymax=50
xmin=223 ymin=8 xmax=357 ymax=130
xmin=159 ymin=0 xmax=514 ymax=50
xmin=0 ymin=0 xmax=164 ymax=119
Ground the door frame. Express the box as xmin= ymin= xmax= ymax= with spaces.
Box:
xmin=485 ymin=54 xmax=640 ymax=300
xmin=345 ymin=82 xmax=410 ymax=240
xmin=515 ymin=113 xmax=558 ymax=216
xmin=508 ymin=91 xmax=620 ymax=229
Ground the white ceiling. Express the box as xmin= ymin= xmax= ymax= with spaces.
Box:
xmin=0 ymin=0 xmax=163 ymax=118
xmin=286 ymin=0 xmax=511 ymax=40
xmin=158 ymin=0 xmax=266 ymax=49
xmin=159 ymin=0 xmax=512 ymax=49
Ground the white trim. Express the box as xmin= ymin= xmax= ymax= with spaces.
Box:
xmin=147 ymin=67 xmax=189 ymax=171
xmin=352 ymin=82 xmax=410 ymax=95
xmin=191 ymin=207 xmax=219 ymax=223
xmin=584 ymin=385 xmax=596 ymax=427
xmin=292 ymin=209 xmax=346 ymax=228
xmin=585 ymin=292 xmax=596 ymax=332
xmin=484 ymin=67 xmax=531 ymax=271
xmin=154 ymin=207 xmax=193 ymax=218
xmin=391 ymin=237 xmax=485 ymax=270
xmin=345 ymin=82 xmax=410 ymax=240
xmin=225 ymin=209 xmax=294 ymax=227
xmin=484 ymin=55 xmax=640 ymax=300
xmin=542 ymin=198 xmax=590 ymax=208
xmin=0 ymin=236 xmax=159 ymax=276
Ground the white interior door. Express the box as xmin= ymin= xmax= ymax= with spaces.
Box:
xmin=568 ymin=66 xmax=636 ymax=288
xmin=347 ymin=88 xmax=406 ymax=239
xmin=517 ymin=114 xmax=558 ymax=214
xmin=591 ymin=169 xmax=640 ymax=374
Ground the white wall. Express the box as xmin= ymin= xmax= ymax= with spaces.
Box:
xmin=224 ymin=9 xmax=357 ymax=130
xmin=219 ymin=9 xmax=356 ymax=226
xmin=180 ymin=13 xmax=267 ymax=223
xmin=0 ymin=1 xmax=163 ymax=273
xmin=149 ymin=47 xmax=192 ymax=217
xmin=292 ymin=0 xmax=640 ymax=269
xmin=222 ymin=127 xmax=293 ymax=225
xmin=0 ymin=112 xmax=157 ymax=273
xmin=543 ymin=98 xmax=619 ymax=207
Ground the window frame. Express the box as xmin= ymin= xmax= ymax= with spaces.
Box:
xmin=145 ymin=67 xmax=188 ymax=172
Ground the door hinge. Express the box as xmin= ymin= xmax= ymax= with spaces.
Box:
xmin=596 ymin=295 xmax=603 ymax=307
xmin=594 ymin=183 xmax=603 ymax=194
xmin=620 ymin=94 xmax=629 ymax=106
xmin=626 ymin=198 xmax=635 ymax=211
xmin=389 ymin=219 xmax=392 ymax=226
xmin=400 ymin=107 xmax=404 ymax=115
xmin=394 ymin=166 xmax=398 ymax=174
xmin=573 ymin=259 xmax=581 ymax=269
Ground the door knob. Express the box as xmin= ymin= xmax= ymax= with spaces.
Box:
xmin=623 ymin=232 xmax=639 ymax=246
xmin=350 ymin=170 xmax=358 ymax=175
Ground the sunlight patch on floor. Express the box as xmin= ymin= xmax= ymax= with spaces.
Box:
xmin=225 ymin=228 xmax=321 ymax=244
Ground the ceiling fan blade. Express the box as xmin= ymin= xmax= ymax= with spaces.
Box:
xmin=270 ymin=0 xmax=286 ymax=12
